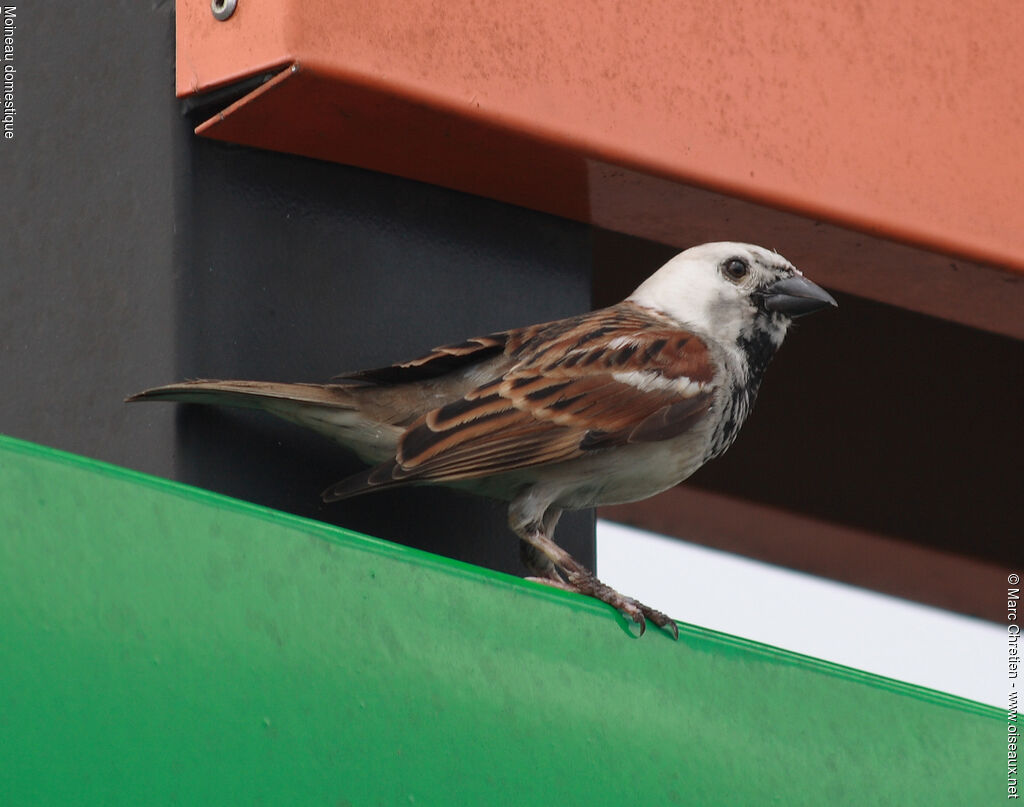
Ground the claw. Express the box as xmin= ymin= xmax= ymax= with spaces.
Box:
xmin=658 ymin=618 xmax=679 ymax=641
xmin=639 ymin=604 xmax=680 ymax=640
xmin=516 ymin=526 xmax=677 ymax=638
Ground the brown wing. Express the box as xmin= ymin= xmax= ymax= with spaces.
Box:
xmin=332 ymin=334 xmax=510 ymax=385
xmin=322 ymin=305 xmax=717 ymax=500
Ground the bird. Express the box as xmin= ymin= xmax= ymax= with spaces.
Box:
xmin=127 ymin=242 xmax=836 ymax=637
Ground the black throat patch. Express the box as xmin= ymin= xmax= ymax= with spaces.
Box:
xmin=706 ymin=325 xmax=782 ymax=461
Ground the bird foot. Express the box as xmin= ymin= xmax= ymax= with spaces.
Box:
xmin=527 ymin=574 xmax=679 ymax=640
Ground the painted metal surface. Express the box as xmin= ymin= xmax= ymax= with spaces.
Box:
xmin=176 ymin=0 xmax=1024 ymax=335
xmin=0 ymin=434 xmax=998 ymax=804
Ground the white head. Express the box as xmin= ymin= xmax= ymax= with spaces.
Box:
xmin=627 ymin=242 xmax=835 ymax=354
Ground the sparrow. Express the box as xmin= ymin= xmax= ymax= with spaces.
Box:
xmin=128 ymin=242 xmax=836 ymax=637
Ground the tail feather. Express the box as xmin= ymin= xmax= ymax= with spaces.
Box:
xmin=322 ymin=459 xmax=406 ymax=502
xmin=127 ymin=379 xmax=404 ymax=464
xmin=125 ymin=379 xmax=357 ymax=411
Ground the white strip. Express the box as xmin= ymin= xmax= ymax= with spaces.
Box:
xmin=612 ymin=370 xmax=706 ymax=396
xmin=597 ymin=519 xmax=1002 ymax=706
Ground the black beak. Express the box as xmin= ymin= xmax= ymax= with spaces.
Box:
xmin=764 ymin=275 xmax=838 ymax=318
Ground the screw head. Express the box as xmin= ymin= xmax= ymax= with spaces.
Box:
xmin=211 ymin=0 xmax=237 ymax=21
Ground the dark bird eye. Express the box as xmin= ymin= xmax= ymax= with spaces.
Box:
xmin=722 ymin=257 xmax=749 ymax=281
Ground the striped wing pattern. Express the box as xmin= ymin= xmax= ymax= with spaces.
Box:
xmin=370 ymin=303 xmax=716 ymax=487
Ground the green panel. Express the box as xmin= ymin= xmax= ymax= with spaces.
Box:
xmin=0 ymin=434 xmax=999 ymax=805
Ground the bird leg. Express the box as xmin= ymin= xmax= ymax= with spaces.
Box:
xmin=519 ymin=508 xmax=566 ymax=583
xmin=512 ymin=505 xmax=678 ymax=639
xmin=520 ymin=540 xmax=566 ymax=583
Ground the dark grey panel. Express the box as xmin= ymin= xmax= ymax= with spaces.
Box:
xmin=0 ymin=3 xmax=596 ymax=574
xmin=1 ymin=3 xmax=180 ymax=476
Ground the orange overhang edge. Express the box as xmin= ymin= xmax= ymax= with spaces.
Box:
xmin=176 ymin=0 xmax=1024 ymax=336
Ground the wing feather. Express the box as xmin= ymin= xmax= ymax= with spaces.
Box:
xmin=387 ymin=304 xmax=717 ymax=483
xmin=332 ymin=335 xmax=509 ymax=385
